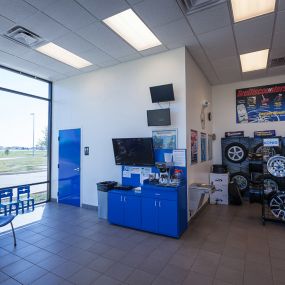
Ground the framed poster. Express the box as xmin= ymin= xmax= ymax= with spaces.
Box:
xmin=201 ymin=133 xmax=207 ymax=162
xmin=208 ymin=134 xmax=213 ymax=161
xmin=236 ymin=83 xmax=285 ymax=124
xmin=191 ymin=130 xmax=198 ymax=164
xmin=152 ymin=129 xmax=177 ymax=149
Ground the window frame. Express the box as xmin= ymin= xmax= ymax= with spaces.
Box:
xmin=0 ymin=64 xmax=52 ymax=204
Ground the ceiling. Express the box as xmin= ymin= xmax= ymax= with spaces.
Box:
xmin=0 ymin=0 xmax=284 ymax=85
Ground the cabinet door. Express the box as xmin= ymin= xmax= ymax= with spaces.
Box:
xmin=108 ymin=192 xmax=124 ymax=225
xmin=158 ymin=199 xmax=178 ymax=237
xmin=141 ymin=197 xmax=158 ymax=233
xmin=124 ymin=196 xmax=141 ymax=229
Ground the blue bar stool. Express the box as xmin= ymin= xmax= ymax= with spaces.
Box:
xmin=17 ymin=185 xmax=35 ymax=213
xmin=0 ymin=188 xmax=19 ymax=215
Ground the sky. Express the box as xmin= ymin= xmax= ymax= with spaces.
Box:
xmin=0 ymin=69 xmax=49 ymax=148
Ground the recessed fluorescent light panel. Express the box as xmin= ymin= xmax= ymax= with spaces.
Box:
xmin=231 ymin=0 xmax=276 ymax=22
xmin=240 ymin=49 xmax=269 ymax=72
xmin=103 ymin=9 xmax=161 ymax=51
xmin=36 ymin=43 xmax=92 ymax=69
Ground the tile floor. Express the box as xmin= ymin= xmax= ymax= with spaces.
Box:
xmin=0 ymin=202 xmax=285 ymax=285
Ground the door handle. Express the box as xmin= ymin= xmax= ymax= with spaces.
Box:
xmin=74 ymin=168 xmax=80 ymax=172
xmin=124 ymin=196 xmax=126 ymax=203
xmin=120 ymin=195 xmax=123 ymax=202
xmin=155 ymin=200 xmax=157 ymax=207
xmin=159 ymin=201 xmax=161 ymax=207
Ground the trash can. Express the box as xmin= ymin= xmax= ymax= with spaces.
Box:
xmin=97 ymin=181 xmax=117 ymax=219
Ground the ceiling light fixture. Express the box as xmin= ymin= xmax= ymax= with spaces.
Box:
xmin=36 ymin=43 xmax=92 ymax=69
xmin=103 ymin=9 xmax=161 ymax=51
xmin=231 ymin=0 xmax=276 ymax=23
xmin=240 ymin=49 xmax=269 ymax=72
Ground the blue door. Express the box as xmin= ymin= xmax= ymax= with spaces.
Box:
xmin=158 ymin=200 xmax=178 ymax=237
xmin=58 ymin=129 xmax=81 ymax=207
xmin=141 ymin=197 xmax=157 ymax=233
xmin=124 ymin=196 xmax=141 ymax=229
xmin=108 ymin=192 xmax=124 ymax=225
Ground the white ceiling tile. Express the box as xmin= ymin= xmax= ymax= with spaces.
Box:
xmin=0 ymin=50 xmax=58 ymax=80
xmin=215 ymin=66 xmax=241 ymax=84
xmin=242 ymin=70 xmax=267 ymax=81
xmin=0 ymin=0 xmax=37 ymax=22
xmin=77 ymin=22 xmax=137 ymax=58
xmin=53 ymin=32 xmax=96 ymax=54
xmin=0 ymin=36 xmax=31 ymax=56
xmin=187 ymin=41 xmax=220 ymax=84
xmin=187 ymin=2 xmax=231 ymax=35
xmin=98 ymin=59 xmax=121 ymax=67
xmin=79 ymin=47 xmax=116 ymax=65
xmin=0 ymin=16 xmax=15 ymax=34
xmin=234 ymin=14 xmax=274 ymax=54
xmin=270 ymin=48 xmax=285 ymax=59
xmin=44 ymin=0 xmax=97 ymax=30
xmin=139 ymin=45 xmax=168 ymax=56
xmin=212 ymin=56 xmax=240 ymax=71
xmin=20 ymin=12 xmax=69 ymax=41
xmin=268 ymin=65 xmax=285 ymax=76
xmin=126 ymin=0 xmax=144 ymax=5
xmin=22 ymin=50 xmax=77 ymax=73
xmin=153 ymin=18 xmax=195 ymax=49
xmin=51 ymin=74 xmax=68 ymax=81
xmin=24 ymin=0 xmax=58 ymax=10
xmin=118 ymin=53 xmax=142 ymax=62
xmin=133 ymin=0 xmax=183 ymax=29
xmin=198 ymin=26 xmax=237 ymax=61
xmin=275 ymin=11 xmax=285 ymax=34
xmin=272 ymin=31 xmax=285 ymax=50
xmin=76 ymin=0 xmax=129 ymax=20
xmin=278 ymin=0 xmax=285 ymax=10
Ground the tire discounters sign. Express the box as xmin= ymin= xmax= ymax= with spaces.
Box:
xmin=236 ymin=83 xmax=285 ymax=124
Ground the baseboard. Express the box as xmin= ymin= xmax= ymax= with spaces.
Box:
xmin=82 ymin=204 xmax=98 ymax=211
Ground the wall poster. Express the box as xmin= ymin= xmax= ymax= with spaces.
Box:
xmin=191 ymin=130 xmax=198 ymax=164
xmin=236 ymin=83 xmax=285 ymax=124
xmin=208 ymin=134 xmax=213 ymax=161
xmin=152 ymin=129 xmax=177 ymax=149
xmin=201 ymin=133 xmax=207 ymax=162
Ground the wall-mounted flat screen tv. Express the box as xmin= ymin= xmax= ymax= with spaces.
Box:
xmin=112 ymin=138 xmax=155 ymax=166
xmin=147 ymin=108 xmax=171 ymax=126
xmin=150 ymin=84 xmax=175 ymax=103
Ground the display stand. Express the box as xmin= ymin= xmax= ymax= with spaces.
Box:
xmin=261 ymin=137 xmax=285 ymax=225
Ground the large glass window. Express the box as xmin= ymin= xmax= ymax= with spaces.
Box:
xmin=0 ymin=67 xmax=51 ymax=204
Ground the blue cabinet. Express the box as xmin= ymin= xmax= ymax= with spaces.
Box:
xmin=124 ymin=195 xmax=141 ymax=229
xmin=108 ymin=192 xmax=124 ymax=225
xmin=141 ymin=197 xmax=157 ymax=232
xmin=108 ymin=191 xmax=141 ymax=229
xmin=158 ymin=199 xmax=178 ymax=237
xmin=108 ymin=184 xmax=187 ymax=238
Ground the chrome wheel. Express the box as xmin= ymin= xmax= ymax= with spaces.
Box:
xmin=267 ymin=155 xmax=285 ymax=177
xmin=269 ymin=192 xmax=285 ymax=220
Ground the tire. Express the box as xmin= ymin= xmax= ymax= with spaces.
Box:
xmin=225 ymin=142 xmax=248 ymax=163
xmin=269 ymin=192 xmax=285 ymax=220
xmin=262 ymin=174 xmax=280 ymax=192
xmin=230 ymin=172 xmax=250 ymax=191
xmin=253 ymin=143 xmax=281 ymax=156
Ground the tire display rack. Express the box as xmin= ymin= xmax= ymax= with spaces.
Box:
xmin=221 ymin=137 xmax=250 ymax=193
xmin=261 ymin=137 xmax=285 ymax=225
xmin=222 ymin=136 xmax=285 ymax=198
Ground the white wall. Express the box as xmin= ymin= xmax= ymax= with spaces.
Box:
xmin=212 ymin=74 xmax=285 ymax=164
xmin=52 ymin=48 xmax=187 ymax=206
xmin=185 ymin=49 xmax=213 ymax=184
